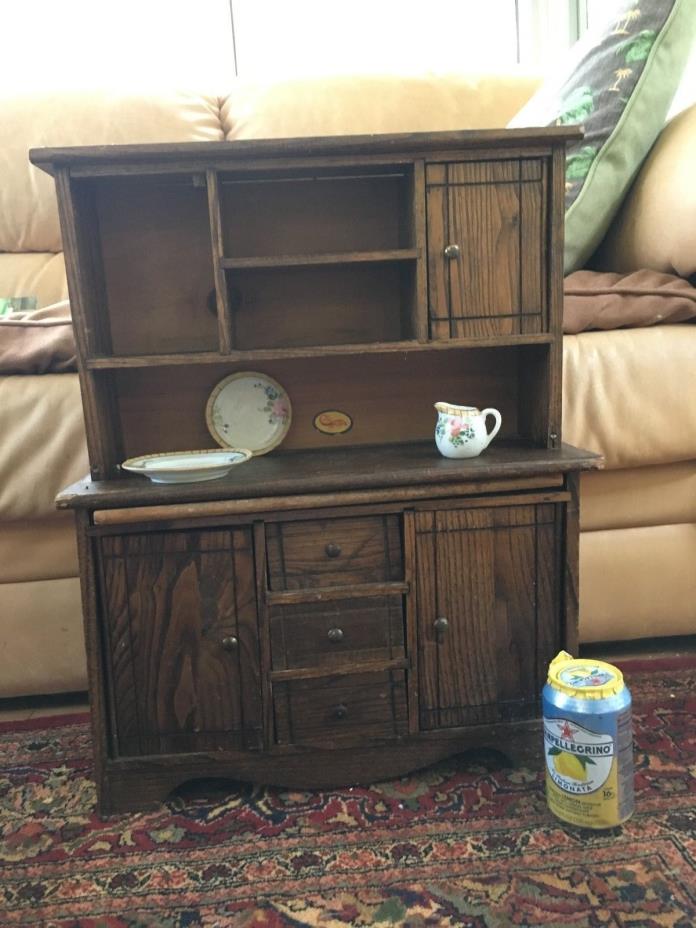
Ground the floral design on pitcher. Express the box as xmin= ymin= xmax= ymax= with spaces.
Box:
xmin=437 ymin=416 xmax=476 ymax=447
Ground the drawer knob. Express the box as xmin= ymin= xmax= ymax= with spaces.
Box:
xmin=327 ymin=627 xmax=344 ymax=642
xmin=433 ymin=617 xmax=449 ymax=639
xmin=444 ymin=243 xmax=460 ymax=259
xmin=325 ymin=542 xmax=342 ymax=559
xmin=333 ymin=703 xmax=349 ymax=720
xmin=221 ymin=636 xmax=239 ymax=651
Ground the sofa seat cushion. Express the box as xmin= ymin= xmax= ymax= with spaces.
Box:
xmin=580 ymin=461 xmax=696 ymax=531
xmin=222 ymin=73 xmax=541 ymax=141
xmin=563 ymin=269 xmax=696 ymax=333
xmin=0 ymin=514 xmax=78 ymax=584
xmin=0 ymin=373 xmax=87 ymax=520
xmin=580 ymin=523 xmax=696 ymax=642
xmin=562 ymin=324 xmax=696 ymax=468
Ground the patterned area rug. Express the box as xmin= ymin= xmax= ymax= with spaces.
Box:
xmin=1 ymin=660 xmax=695 ymax=927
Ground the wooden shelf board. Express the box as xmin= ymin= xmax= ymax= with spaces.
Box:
xmin=58 ymin=441 xmax=602 ymax=510
xmin=85 ymin=334 xmax=555 ymax=369
xmin=270 ymin=658 xmax=410 ymax=683
xmin=220 ymin=249 xmax=418 ymax=270
xmin=266 ymin=582 xmax=409 ymax=607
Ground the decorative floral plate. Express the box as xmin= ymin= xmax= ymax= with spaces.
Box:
xmin=205 ymin=372 xmax=292 ymax=456
xmin=121 ymin=449 xmax=252 ymax=484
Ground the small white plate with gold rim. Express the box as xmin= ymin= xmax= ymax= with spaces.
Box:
xmin=206 ymin=372 xmax=292 ymax=456
xmin=121 ymin=449 xmax=252 ymax=484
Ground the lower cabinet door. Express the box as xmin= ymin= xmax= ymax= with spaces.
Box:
xmin=411 ymin=504 xmax=561 ymax=730
xmin=100 ymin=527 xmax=262 ymax=755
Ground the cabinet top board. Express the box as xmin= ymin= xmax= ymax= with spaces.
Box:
xmin=30 ymin=126 xmax=583 ymax=176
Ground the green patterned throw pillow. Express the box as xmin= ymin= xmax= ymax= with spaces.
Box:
xmin=509 ymin=0 xmax=696 ymax=273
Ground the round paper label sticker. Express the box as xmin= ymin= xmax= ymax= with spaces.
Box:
xmin=559 ymin=666 xmax=616 ymax=688
xmin=313 ymin=410 xmax=353 ymax=435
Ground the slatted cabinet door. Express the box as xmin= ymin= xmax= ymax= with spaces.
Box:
xmin=100 ymin=528 xmax=262 ymax=756
xmin=426 ymin=159 xmax=547 ymax=338
xmin=411 ymin=503 xmax=560 ymax=730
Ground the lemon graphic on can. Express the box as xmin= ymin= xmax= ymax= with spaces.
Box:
xmin=551 ymin=749 xmax=594 ymax=781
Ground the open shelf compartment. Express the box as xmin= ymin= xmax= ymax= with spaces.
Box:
xmin=85 ymin=343 xmax=558 ymax=478
xmin=70 ymin=173 xmax=219 ymax=357
xmin=218 ymin=165 xmax=416 ymax=258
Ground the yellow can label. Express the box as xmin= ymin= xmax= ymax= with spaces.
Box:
xmin=544 ymin=717 xmax=630 ymax=828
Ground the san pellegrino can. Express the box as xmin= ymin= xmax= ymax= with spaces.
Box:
xmin=543 ymin=651 xmax=634 ymax=828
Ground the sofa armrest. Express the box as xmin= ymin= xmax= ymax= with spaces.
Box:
xmin=593 ymin=104 xmax=696 ymax=278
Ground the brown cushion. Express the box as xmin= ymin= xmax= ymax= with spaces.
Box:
xmin=563 ymin=269 xmax=696 ymax=334
xmin=0 ymin=300 xmax=76 ymax=373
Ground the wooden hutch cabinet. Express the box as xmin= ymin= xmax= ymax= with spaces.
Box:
xmin=32 ymin=128 xmax=600 ymax=814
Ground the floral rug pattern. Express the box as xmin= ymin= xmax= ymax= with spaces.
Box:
xmin=1 ymin=663 xmax=695 ymax=926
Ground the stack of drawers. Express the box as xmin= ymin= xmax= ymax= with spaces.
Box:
xmin=265 ymin=514 xmax=409 ymax=746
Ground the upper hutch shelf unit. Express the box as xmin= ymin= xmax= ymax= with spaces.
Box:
xmin=32 ymin=128 xmax=579 ymax=482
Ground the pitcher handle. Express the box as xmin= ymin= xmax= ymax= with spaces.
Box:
xmin=481 ymin=408 xmax=502 ymax=449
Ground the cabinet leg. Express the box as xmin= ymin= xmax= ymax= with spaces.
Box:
xmin=496 ymin=720 xmax=544 ymax=769
xmin=97 ymin=769 xmax=189 ymax=816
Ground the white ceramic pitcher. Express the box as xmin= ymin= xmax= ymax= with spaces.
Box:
xmin=434 ymin=402 xmax=502 ymax=459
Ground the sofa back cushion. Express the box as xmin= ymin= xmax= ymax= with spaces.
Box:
xmin=222 ymin=73 xmax=540 ymax=140
xmin=0 ymin=91 xmax=224 ymax=254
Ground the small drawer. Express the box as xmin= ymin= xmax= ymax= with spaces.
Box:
xmin=270 ymin=594 xmax=405 ymax=671
xmin=273 ymin=670 xmax=408 ymax=746
xmin=266 ymin=514 xmax=403 ymax=591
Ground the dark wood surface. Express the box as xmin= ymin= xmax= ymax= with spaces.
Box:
xmin=30 ymin=126 xmax=582 ymax=174
xmin=100 ymin=528 xmax=262 ymax=756
xmin=270 ymin=595 xmax=406 ymax=672
xmin=219 ymin=249 xmax=418 ymax=269
xmin=85 ymin=334 xmax=555 ymax=368
xmin=273 ymin=669 xmax=409 ymax=747
xmin=43 ymin=129 xmax=595 ymax=814
xmin=57 ymin=442 xmax=601 ymax=510
xmin=100 ymin=719 xmax=544 ymax=813
xmin=46 ymin=131 xmax=581 ymax=479
xmin=266 ymin=513 xmax=403 ymax=590
xmin=426 ymin=160 xmax=545 ymax=339
xmin=413 ymin=503 xmax=560 ymax=730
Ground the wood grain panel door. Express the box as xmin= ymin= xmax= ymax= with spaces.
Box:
xmin=426 ymin=160 xmax=547 ymax=339
xmin=411 ymin=503 xmax=560 ymax=730
xmin=100 ymin=528 xmax=262 ymax=756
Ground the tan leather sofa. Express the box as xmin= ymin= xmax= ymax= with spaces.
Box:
xmin=1 ymin=74 xmax=695 ymax=697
